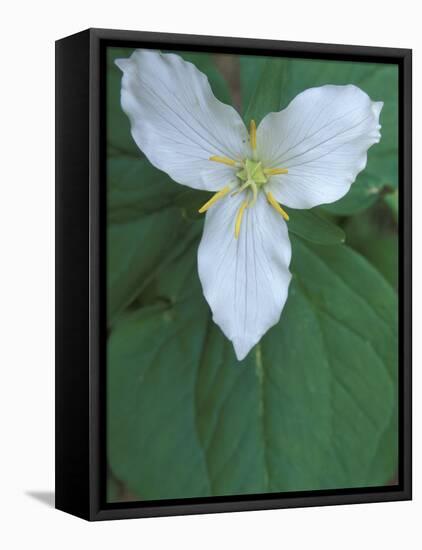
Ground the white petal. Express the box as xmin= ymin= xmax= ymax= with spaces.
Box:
xmin=257 ymin=85 xmax=383 ymax=209
xmin=116 ymin=50 xmax=249 ymax=191
xmin=198 ymin=192 xmax=292 ymax=361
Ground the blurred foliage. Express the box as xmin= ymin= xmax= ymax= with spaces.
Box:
xmin=343 ymin=201 xmax=398 ymax=289
xmin=106 ymin=47 xmax=399 ymax=501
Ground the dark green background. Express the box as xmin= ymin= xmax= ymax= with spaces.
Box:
xmin=106 ymin=48 xmax=399 ymax=502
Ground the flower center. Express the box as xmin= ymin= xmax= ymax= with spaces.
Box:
xmin=198 ymin=120 xmax=289 ymax=238
xmin=237 ymin=158 xmax=268 ymax=186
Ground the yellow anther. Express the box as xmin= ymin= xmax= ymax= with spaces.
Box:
xmin=198 ymin=186 xmax=231 ymax=213
xmin=266 ymin=192 xmax=289 ymax=221
xmin=249 ymin=120 xmax=257 ymax=151
xmin=264 ymin=167 xmax=289 ymax=176
xmin=235 ymin=200 xmax=249 ymax=239
xmin=209 ymin=155 xmax=237 ymax=167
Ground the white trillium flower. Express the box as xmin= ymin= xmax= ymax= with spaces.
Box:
xmin=116 ymin=50 xmax=383 ymax=361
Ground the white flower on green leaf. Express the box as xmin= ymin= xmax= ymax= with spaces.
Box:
xmin=116 ymin=50 xmax=383 ymax=361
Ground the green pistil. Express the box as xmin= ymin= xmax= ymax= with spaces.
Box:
xmin=236 ymin=158 xmax=268 ymax=187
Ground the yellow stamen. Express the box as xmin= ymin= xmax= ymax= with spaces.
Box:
xmin=249 ymin=181 xmax=258 ymax=207
xmin=198 ymin=186 xmax=231 ymax=213
xmin=250 ymin=120 xmax=257 ymax=151
xmin=209 ymin=155 xmax=237 ymax=167
xmin=266 ymin=192 xmax=289 ymax=221
xmin=231 ymin=180 xmax=250 ymax=196
xmin=264 ymin=167 xmax=289 ymax=176
xmin=235 ymin=200 xmax=249 ymax=239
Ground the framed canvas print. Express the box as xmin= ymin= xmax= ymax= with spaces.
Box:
xmin=55 ymin=28 xmax=412 ymax=521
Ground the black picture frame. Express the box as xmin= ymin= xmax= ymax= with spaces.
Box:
xmin=55 ymin=28 xmax=412 ymax=521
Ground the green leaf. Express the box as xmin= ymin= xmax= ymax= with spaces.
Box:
xmin=107 ymin=157 xmax=183 ymax=223
xmin=384 ymin=190 xmax=399 ymax=224
xmin=108 ymin=246 xmax=212 ymax=499
xmin=344 ymin=204 xmax=398 ymax=289
xmin=108 ymin=237 xmax=397 ymax=500
xmin=240 ymin=56 xmax=267 ymax=115
xmin=242 ymin=57 xmax=288 ymax=124
xmin=288 ymin=209 xmax=345 ymax=245
xmin=173 ymin=189 xmax=213 ymax=221
xmin=322 ymin=171 xmax=384 ymax=216
xmin=361 ymin=236 xmax=398 ymax=290
xmin=107 ymin=153 xmax=199 ymax=323
xmin=107 ymin=208 xmax=188 ymax=324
